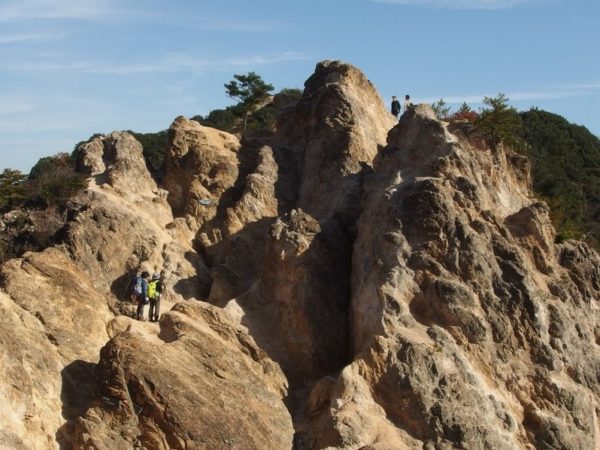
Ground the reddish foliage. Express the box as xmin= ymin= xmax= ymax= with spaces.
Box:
xmin=449 ymin=110 xmax=479 ymax=122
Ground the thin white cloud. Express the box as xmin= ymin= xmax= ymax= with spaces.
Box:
xmin=559 ymin=81 xmax=600 ymax=90
xmin=0 ymin=0 xmax=115 ymax=21
xmin=0 ymin=32 xmax=67 ymax=44
xmin=372 ymin=0 xmax=532 ymax=9
xmin=155 ymin=15 xmax=287 ymax=33
xmin=195 ymin=18 xmax=285 ymax=33
xmin=0 ymin=52 xmax=309 ymax=75
xmin=0 ymin=95 xmax=111 ymax=134
xmin=226 ymin=52 xmax=308 ymax=67
xmin=0 ymin=95 xmax=37 ymax=115
xmin=420 ymin=94 xmax=487 ymax=104
xmin=508 ymin=89 xmax=588 ymax=101
xmin=0 ymin=0 xmax=286 ymax=33
xmin=420 ymin=85 xmax=599 ymax=105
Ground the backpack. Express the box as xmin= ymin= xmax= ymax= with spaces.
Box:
xmin=132 ymin=276 xmax=143 ymax=296
xmin=147 ymin=280 xmax=158 ymax=300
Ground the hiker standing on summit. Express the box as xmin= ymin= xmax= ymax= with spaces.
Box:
xmin=391 ymin=95 xmax=401 ymax=118
xmin=404 ymin=94 xmax=413 ymax=112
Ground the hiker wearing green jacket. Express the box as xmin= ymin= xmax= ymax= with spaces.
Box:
xmin=148 ymin=273 xmax=163 ymax=322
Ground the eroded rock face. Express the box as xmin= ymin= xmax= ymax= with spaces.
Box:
xmin=202 ymin=62 xmax=396 ymax=397
xmin=0 ymin=130 xmax=215 ymax=449
xmin=0 ymin=248 xmax=112 ymax=449
xmin=299 ymin=105 xmax=600 ymax=449
xmin=67 ymin=130 xmax=210 ymax=302
xmin=163 ymin=117 xmax=240 ymax=227
xmin=229 ymin=209 xmax=352 ymax=389
xmin=2 ymin=61 xmax=600 ymax=450
xmin=72 ymin=302 xmax=293 ymax=450
xmin=280 ymin=59 xmax=396 ymax=223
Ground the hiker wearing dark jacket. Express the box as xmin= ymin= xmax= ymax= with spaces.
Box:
xmin=148 ymin=273 xmax=163 ymax=322
xmin=391 ymin=96 xmax=401 ymax=118
xmin=134 ymin=271 xmax=150 ymax=321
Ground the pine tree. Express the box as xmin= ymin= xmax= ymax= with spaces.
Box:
xmin=475 ymin=93 xmax=523 ymax=148
xmin=0 ymin=169 xmax=27 ymax=212
xmin=224 ymin=72 xmax=274 ymax=133
xmin=431 ymin=98 xmax=451 ymax=120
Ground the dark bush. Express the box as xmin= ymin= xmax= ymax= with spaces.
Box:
xmin=521 ymin=108 xmax=600 ymax=246
xmin=130 ymin=130 xmax=169 ymax=171
xmin=192 ymin=106 xmax=240 ymax=133
xmin=0 ymin=169 xmax=27 ymax=213
xmin=28 ymin=154 xmax=87 ymax=208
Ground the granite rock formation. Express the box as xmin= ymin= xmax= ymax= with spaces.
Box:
xmin=1 ymin=60 xmax=599 ymax=450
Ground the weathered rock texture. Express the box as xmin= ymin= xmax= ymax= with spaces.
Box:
xmin=1 ymin=60 xmax=600 ymax=450
xmin=72 ymin=302 xmax=293 ymax=450
xmin=0 ymin=248 xmax=112 ymax=449
xmin=299 ymin=105 xmax=600 ymax=449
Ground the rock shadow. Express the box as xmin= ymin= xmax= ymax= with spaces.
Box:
xmin=201 ymin=218 xmax=274 ymax=303
xmin=202 ymin=210 xmax=353 ymax=393
xmin=56 ymin=360 xmax=97 ymax=449
xmin=172 ymin=251 xmax=212 ymax=300
xmin=92 ymin=172 xmax=108 ymax=186
xmin=202 ymin=140 xmax=264 ymax=229
xmin=110 ymin=268 xmax=137 ymax=301
xmin=271 ymin=143 xmax=301 ymax=216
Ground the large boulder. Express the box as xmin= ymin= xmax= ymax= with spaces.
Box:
xmin=71 ymin=302 xmax=294 ymax=450
xmin=0 ymin=248 xmax=112 ymax=449
xmin=163 ymin=117 xmax=240 ymax=228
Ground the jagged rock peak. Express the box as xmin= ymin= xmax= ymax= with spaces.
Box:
xmin=163 ymin=116 xmax=240 ymax=225
xmin=73 ymin=131 xmax=158 ymax=195
xmin=285 ymin=60 xmax=396 ymax=222
xmin=2 ymin=61 xmax=600 ymax=450
xmin=304 ymin=59 xmax=380 ymax=95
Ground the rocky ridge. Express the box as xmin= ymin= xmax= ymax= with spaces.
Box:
xmin=0 ymin=60 xmax=599 ymax=449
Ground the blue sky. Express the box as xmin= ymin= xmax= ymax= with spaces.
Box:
xmin=1 ymin=0 xmax=599 ymax=172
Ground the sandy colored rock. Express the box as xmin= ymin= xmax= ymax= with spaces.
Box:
xmin=163 ymin=117 xmax=240 ymax=227
xmin=300 ymin=104 xmax=600 ymax=449
xmin=280 ymin=60 xmax=396 ymax=223
xmin=67 ymin=130 xmax=210 ymax=302
xmin=2 ymin=61 xmax=600 ymax=450
xmin=72 ymin=302 xmax=293 ymax=450
xmin=0 ymin=248 xmax=112 ymax=449
xmin=228 ymin=208 xmax=351 ymax=390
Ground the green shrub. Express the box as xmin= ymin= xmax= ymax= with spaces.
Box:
xmin=475 ymin=94 xmax=524 ymax=149
xmin=247 ymin=104 xmax=278 ymax=131
xmin=28 ymin=154 xmax=87 ymax=207
xmin=192 ymin=107 xmax=240 ymax=133
xmin=432 ymin=98 xmax=451 ymax=120
xmin=521 ymin=108 xmax=600 ymax=247
xmin=29 ymin=152 xmax=72 ymax=180
xmin=0 ymin=169 xmax=27 ymax=212
xmin=130 ymin=130 xmax=169 ymax=170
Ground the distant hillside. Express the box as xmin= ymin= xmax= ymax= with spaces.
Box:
xmin=520 ymin=109 xmax=600 ymax=246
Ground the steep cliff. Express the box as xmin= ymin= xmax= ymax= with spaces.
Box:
xmin=1 ymin=61 xmax=599 ymax=450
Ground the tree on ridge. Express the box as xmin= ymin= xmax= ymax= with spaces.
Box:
xmin=224 ymin=72 xmax=274 ymax=133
